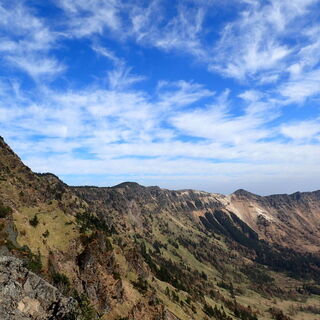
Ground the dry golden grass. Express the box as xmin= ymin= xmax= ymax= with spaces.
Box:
xmin=13 ymin=203 xmax=79 ymax=266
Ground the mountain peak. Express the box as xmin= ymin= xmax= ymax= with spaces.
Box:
xmin=232 ymin=188 xmax=258 ymax=197
xmin=112 ymin=181 xmax=144 ymax=189
xmin=0 ymin=136 xmax=15 ymax=155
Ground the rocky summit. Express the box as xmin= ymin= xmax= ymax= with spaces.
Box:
xmin=0 ymin=136 xmax=320 ymax=320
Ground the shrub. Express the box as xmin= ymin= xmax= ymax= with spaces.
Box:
xmin=27 ymin=252 xmax=43 ymax=273
xmin=0 ymin=203 xmax=12 ymax=218
xmin=72 ymin=291 xmax=97 ymax=320
xmin=76 ymin=212 xmax=115 ymax=235
xmin=303 ymin=284 xmax=320 ymax=295
xmin=52 ymin=272 xmax=70 ymax=290
xmin=242 ymin=266 xmax=274 ymax=285
xmin=203 ymin=304 xmax=233 ymax=319
xmin=269 ymin=307 xmax=292 ymax=320
xmin=6 ymin=244 xmax=43 ymax=275
xmin=217 ymin=281 xmax=233 ymax=291
xmin=112 ymin=271 xmax=121 ymax=280
xmin=29 ymin=215 xmax=39 ymax=227
xmin=42 ymin=230 xmax=50 ymax=238
xmin=131 ymin=276 xmax=148 ymax=293
xmin=203 ymin=303 xmax=215 ymax=317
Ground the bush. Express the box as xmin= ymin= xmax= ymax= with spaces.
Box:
xmin=269 ymin=307 xmax=292 ymax=320
xmin=0 ymin=204 xmax=12 ymax=218
xmin=242 ymin=266 xmax=274 ymax=285
xmin=52 ymin=272 xmax=70 ymax=293
xmin=26 ymin=252 xmax=43 ymax=273
xmin=303 ymin=284 xmax=320 ymax=295
xmin=73 ymin=291 xmax=97 ymax=320
xmin=5 ymin=243 xmax=43 ymax=275
xmin=76 ymin=212 xmax=114 ymax=235
xmin=52 ymin=272 xmax=70 ymax=287
xmin=131 ymin=276 xmax=148 ymax=293
xmin=29 ymin=215 xmax=39 ymax=227
xmin=42 ymin=230 xmax=50 ymax=238
xmin=105 ymin=237 xmax=113 ymax=251
xmin=234 ymin=305 xmax=258 ymax=320
xmin=113 ymin=271 xmax=121 ymax=280
xmin=217 ymin=281 xmax=233 ymax=291
xmin=203 ymin=304 xmax=233 ymax=320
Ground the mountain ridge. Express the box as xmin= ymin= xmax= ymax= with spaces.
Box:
xmin=70 ymin=182 xmax=320 ymax=200
xmin=1 ymin=136 xmax=319 ymax=198
xmin=1 ymin=136 xmax=320 ymax=320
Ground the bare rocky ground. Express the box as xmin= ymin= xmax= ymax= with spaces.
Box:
xmin=0 ymin=256 xmax=77 ymax=320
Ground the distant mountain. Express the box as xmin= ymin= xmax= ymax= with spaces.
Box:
xmin=228 ymin=188 xmax=320 ymax=253
xmin=0 ymin=136 xmax=320 ymax=320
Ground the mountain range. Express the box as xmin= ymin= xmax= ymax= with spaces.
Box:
xmin=0 ymin=136 xmax=319 ymax=320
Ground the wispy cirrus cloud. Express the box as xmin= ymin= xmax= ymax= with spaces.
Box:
xmin=0 ymin=1 xmax=63 ymax=79
xmin=55 ymin=0 xmax=320 ymax=91
xmin=92 ymin=44 xmax=145 ymax=90
xmin=209 ymin=0 xmax=318 ymax=81
xmin=0 ymin=0 xmax=320 ymax=195
xmin=56 ymin=0 xmax=208 ymax=57
xmin=279 ymin=68 xmax=320 ymax=103
xmin=130 ymin=2 xmax=207 ymax=57
xmin=170 ymin=88 xmax=278 ymax=146
xmin=56 ymin=0 xmax=122 ymax=37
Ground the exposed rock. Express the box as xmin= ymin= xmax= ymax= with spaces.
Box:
xmin=228 ymin=189 xmax=320 ymax=252
xmin=0 ymin=256 xmax=78 ymax=320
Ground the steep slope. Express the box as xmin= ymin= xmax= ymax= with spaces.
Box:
xmin=226 ymin=189 xmax=320 ymax=253
xmin=73 ymin=183 xmax=320 ymax=318
xmin=0 ymin=256 xmax=77 ymax=320
xmin=1 ymin=136 xmax=320 ymax=320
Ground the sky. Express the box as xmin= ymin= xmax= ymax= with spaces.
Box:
xmin=0 ymin=0 xmax=320 ymax=195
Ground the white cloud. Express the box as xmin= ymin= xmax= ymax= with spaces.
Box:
xmin=93 ymin=44 xmax=145 ymax=90
xmin=92 ymin=44 xmax=122 ymax=64
xmin=238 ymin=90 xmax=263 ymax=102
xmin=0 ymin=1 xmax=62 ymax=79
xmin=131 ymin=3 xmax=206 ymax=56
xmin=57 ymin=0 xmax=208 ymax=58
xmin=279 ymin=69 xmax=320 ymax=103
xmin=54 ymin=0 xmax=320 ymax=92
xmin=156 ymin=80 xmax=215 ymax=110
xmin=57 ymin=0 xmax=122 ymax=37
xmin=0 ymin=0 xmax=320 ymax=195
xmin=17 ymin=141 xmax=320 ymax=195
xmin=7 ymin=56 xmax=65 ymax=79
xmin=208 ymin=0 xmax=320 ymax=82
xmin=280 ymin=120 xmax=320 ymax=141
xmin=170 ymin=106 xmax=271 ymax=145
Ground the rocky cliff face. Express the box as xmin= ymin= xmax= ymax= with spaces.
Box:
xmin=0 ymin=256 xmax=77 ymax=320
xmin=74 ymin=182 xmax=320 ymax=254
xmin=1 ymin=137 xmax=320 ymax=320
xmin=226 ymin=189 xmax=320 ymax=253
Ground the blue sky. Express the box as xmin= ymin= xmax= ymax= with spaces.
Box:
xmin=1 ymin=0 xmax=320 ymax=195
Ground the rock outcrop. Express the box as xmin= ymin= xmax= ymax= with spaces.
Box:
xmin=0 ymin=256 xmax=77 ymax=320
xmin=227 ymin=189 xmax=320 ymax=252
